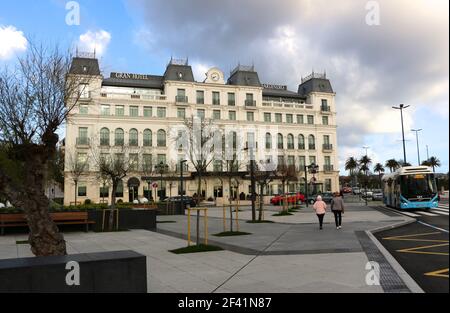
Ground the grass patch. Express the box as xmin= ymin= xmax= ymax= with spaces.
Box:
xmin=272 ymin=211 xmax=293 ymax=216
xmin=288 ymin=208 xmax=300 ymax=213
xmin=157 ymin=220 xmax=177 ymax=223
xmin=16 ymin=240 xmax=29 ymax=245
xmin=246 ymin=220 xmax=275 ymax=223
xmin=213 ymin=231 xmax=252 ymax=237
xmin=169 ymin=244 xmax=223 ymax=254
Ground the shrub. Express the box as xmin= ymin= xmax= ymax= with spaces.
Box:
xmin=84 ymin=199 xmax=92 ymax=205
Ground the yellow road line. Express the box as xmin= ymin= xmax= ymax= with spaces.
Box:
xmin=397 ymin=243 xmax=449 ymax=256
xmin=424 ymin=268 xmax=449 ymax=278
xmin=382 ymin=231 xmax=441 ymax=240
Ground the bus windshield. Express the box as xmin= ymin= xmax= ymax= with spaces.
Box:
xmin=400 ymin=174 xmax=437 ymax=199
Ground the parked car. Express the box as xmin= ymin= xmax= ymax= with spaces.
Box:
xmin=162 ymin=196 xmax=197 ymax=207
xmin=306 ymin=192 xmax=333 ymax=204
xmin=352 ymin=187 xmax=361 ymax=195
xmin=371 ymin=189 xmax=383 ymax=201
xmin=270 ymin=192 xmax=305 ymax=205
xmin=361 ymin=189 xmax=373 ymax=199
xmin=342 ymin=186 xmax=352 ymax=193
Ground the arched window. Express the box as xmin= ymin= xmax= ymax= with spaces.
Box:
xmin=308 ymin=135 xmax=315 ymax=150
xmin=143 ymin=129 xmax=152 ymax=146
xmin=277 ymin=133 xmax=284 ymax=149
xmin=298 ymin=134 xmax=305 ymax=149
xmin=265 ymin=133 xmax=272 ymax=149
xmin=115 ymin=128 xmax=124 ymax=146
xmin=287 ymin=134 xmax=294 ymax=149
xmin=129 ymin=128 xmax=138 ymax=146
xmin=100 ymin=127 xmax=109 ymax=146
xmin=157 ymin=129 xmax=166 ymax=147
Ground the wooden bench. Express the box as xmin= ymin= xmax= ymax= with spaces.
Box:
xmin=0 ymin=212 xmax=95 ymax=235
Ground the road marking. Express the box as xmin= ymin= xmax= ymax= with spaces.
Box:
xmin=397 ymin=243 xmax=449 ymax=256
xmin=418 ymin=221 xmax=450 ymax=234
xmin=438 ymin=204 xmax=449 ymax=208
xmin=399 ymin=211 xmax=421 ymax=217
xmin=416 ymin=211 xmax=439 ymax=217
xmin=424 ymin=268 xmax=449 ymax=278
xmin=435 ymin=207 xmax=449 ymax=212
xmin=430 ymin=210 xmax=449 ymax=216
xmin=383 ymin=232 xmax=442 ymax=241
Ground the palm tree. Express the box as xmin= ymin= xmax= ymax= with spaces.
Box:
xmin=359 ymin=155 xmax=372 ymax=175
xmin=423 ymin=156 xmax=441 ymax=173
xmin=345 ymin=157 xmax=358 ymax=187
xmin=385 ymin=159 xmax=400 ymax=173
xmin=373 ymin=163 xmax=385 ymax=188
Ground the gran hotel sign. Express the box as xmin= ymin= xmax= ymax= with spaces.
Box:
xmin=111 ymin=72 xmax=151 ymax=80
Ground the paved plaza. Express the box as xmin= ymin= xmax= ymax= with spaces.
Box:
xmin=0 ymin=204 xmax=414 ymax=293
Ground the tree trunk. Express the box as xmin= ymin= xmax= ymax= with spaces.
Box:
xmin=25 ymin=192 xmax=66 ymax=256
xmin=196 ymin=173 xmax=201 ymax=246
xmin=109 ymin=181 xmax=117 ymax=231
xmin=74 ymin=180 xmax=78 ymax=206
xmin=258 ymin=185 xmax=264 ymax=221
xmin=228 ymin=177 xmax=233 ymax=232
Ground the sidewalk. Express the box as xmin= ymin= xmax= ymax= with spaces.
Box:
xmin=0 ymin=204 xmax=412 ymax=293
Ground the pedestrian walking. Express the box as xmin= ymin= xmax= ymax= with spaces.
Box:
xmin=331 ymin=192 xmax=345 ymax=229
xmin=313 ymin=195 xmax=327 ymax=230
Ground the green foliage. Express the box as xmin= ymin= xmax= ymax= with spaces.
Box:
xmin=84 ymin=199 xmax=92 ymax=205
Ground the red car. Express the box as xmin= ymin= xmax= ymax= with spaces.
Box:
xmin=342 ymin=187 xmax=352 ymax=193
xmin=270 ymin=193 xmax=305 ymax=205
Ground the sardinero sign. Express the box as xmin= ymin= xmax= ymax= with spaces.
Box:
xmin=261 ymin=83 xmax=287 ymax=90
xmin=111 ymin=72 xmax=151 ymax=80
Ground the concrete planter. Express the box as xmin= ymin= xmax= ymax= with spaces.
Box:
xmin=0 ymin=250 xmax=147 ymax=293
xmin=88 ymin=208 xmax=157 ymax=232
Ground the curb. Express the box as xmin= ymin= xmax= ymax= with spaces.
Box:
xmin=366 ymin=218 xmax=425 ymax=293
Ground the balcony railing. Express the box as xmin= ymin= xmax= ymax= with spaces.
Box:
xmin=100 ymin=92 xmax=167 ymax=101
xmin=228 ymin=100 xmax=235 ymax=106
xmin=76 ymin=137 xmax=90 ymax=146
xmin=129 ymin=139 xmax=138 ymax=146
xmin=321 ymin=105 xmax=331 ymax=112
xmin=245 ymin=100 xmax=256 ymax=107
xmin=308 ymin=144 xmax=316 ymax=150
xmin=100 ymin=140 xmax=110 ymax=146
xmin=323 ymin=165 xmax=334 ymax=172
xmin=323 ymin=144 xmax=333 ymax=151
xmin=175 ymin=95 xmax=188 ymax=103
xmin=196 ymin=98 xmax=204 ymax=104
xmin=298 ymin=144 xmax=305 ymax=150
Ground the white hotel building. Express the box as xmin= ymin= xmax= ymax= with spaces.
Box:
xmin=63 ymin=56 xmax=339 ymax=205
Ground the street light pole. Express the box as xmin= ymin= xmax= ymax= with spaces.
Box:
xmin=411 ymin=128 xmax=422 ymax=166
xmin=249 ymin=147 xmax=256 ymax=222
xmin=362 ymin=146 xmax=369 ymax=206
xmin=392 ymin=104 xmax=410 ymax=164
xmin=180 ymin=160 xmax=187 ymax=210
xmin=304 ymin=165 xmax=308 ymax=208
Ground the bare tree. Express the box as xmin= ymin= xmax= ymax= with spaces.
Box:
xmin=0 ymin=43 xmax=93 ymax=256
xmin=254 ymin=159 xmax=277 ymax=221
xmin=66 ymin=149 xmax=88 ymax=206
xmin=91 ymin=145 xmax=134 ymax=230
xmin=276 ymin=153 xmax=299 ymax=212
xmin=182 ymin=116 xmax=216 ymax=205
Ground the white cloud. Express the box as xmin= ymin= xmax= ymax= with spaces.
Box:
xmin=77 ymin=30 xmax=111 ymax=57
xmin=0 ymin=25 xmax=27 ymax=60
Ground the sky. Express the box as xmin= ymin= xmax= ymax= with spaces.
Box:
xmin=0 ymin=0 xmax=448 ymax=174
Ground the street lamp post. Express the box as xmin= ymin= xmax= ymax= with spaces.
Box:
xmin=155 ymin=161 xmax=168 ymax=201
xmin=411 ymin=128 xmax=422 ymax=166
xmin=362 ymin=146 xmax=369 ymax=206
xmin=304 ymin=163 xmax=319 ymax=207
xmin=392 ymin=104 xmax=410 ymax=164
xmin=180 ymin=160 xmax=187 ymax=210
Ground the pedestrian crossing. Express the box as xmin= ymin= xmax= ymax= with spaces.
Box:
xmin=396 ymin=204 xmax=449 ymax=217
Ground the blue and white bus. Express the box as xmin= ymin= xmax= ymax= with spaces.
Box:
xmin=382 ymin=166 xmax=439 ymax=210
